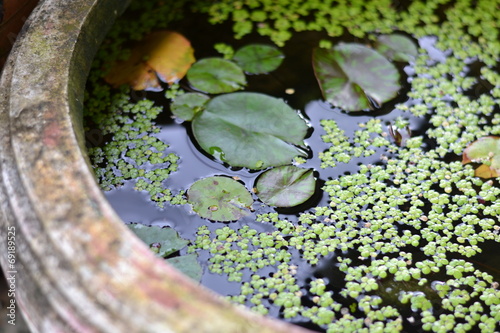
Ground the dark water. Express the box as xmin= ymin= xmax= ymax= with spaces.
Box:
xmin=105 ymin=26 xmax=447 ymax=232
xmin=104 ymin=26 xmax=429 ymax=287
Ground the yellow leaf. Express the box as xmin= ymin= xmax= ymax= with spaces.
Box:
xmin=474 ymin=164 xmax=500 ymax=179
xmin=462 ymin=136 xmax=500 ymax=179
xmin=104 ymin=31 xmax=195 ymax=91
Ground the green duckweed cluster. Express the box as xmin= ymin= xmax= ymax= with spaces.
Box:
xmin=85 ymin=0 xmax=500 ymax=332
xmin=85 ymin=89 xmax=184 ymax=206
xmin=319 ymin=118 xmax=423 ymax=168
xmin=197 ymin=0 xmax=401 ymax=46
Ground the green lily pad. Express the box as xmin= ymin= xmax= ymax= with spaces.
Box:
xmin=192 ymin=92 xmax=308 ymax=169
xmin=233 ymin=44 xmax=284 ymax=74
xmin=255 ymin=165 xmax=316 ymax=207
xmin=187 ymin=176 xmax=253 ymax=221
xmin=128 ymin=223 xmax=188 ymax=257
xmin=128 ymin=224 xmax=202 ymax=281
xmin=462 ymin=136 xmax=500 ymax=178
xmin=187 ymin=58 xmax=246 ymax=94
xmin=312 ymin=43 xmax=401 ymax=112
xmin=375 ymin=34 xmax=418 ymax=62
xmin=166 ymin=254 xmax=202 ymax=281
xmin=171 ymin=92 xmax=210 ymax=121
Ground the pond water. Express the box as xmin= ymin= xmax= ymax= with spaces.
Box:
xmin=84 ymin=1 xmax=500 ymax=332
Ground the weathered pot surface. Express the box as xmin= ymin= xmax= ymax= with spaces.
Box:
xmin=0 ymin=0 xmax=312 ymax=332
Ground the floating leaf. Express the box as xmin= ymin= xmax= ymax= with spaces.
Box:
xmin=375 ymin=34 xmax=418 ymax=62
xmin=192 ymin=92 xmax=308 ymax=169
xmin=187 ymin=58 xmax=246 ymax=94
xmin=166 ymin=254 xmax=202 ymax=281
xmin=171 ymin=93 xmax=210 ymax=121
xmin=128 ymin=224 xmax=202 ymax=281
xmin=233 ymin=44 xmax=284 ymax=74
xmin=255 ymin=166 xmax=316 ymax=207
xmin=187 ymin=176 xmax=253 ymax=221
xmin=105 ymin=31 xmax=195 ymax=91
xmin=312 ymin=43 xmax=401 ymax=111
xmin=128 ymin=223 xmax=188 ymax=257
xmin=462 ymin=136 xmax=500 ymax=178
xmin=388 ymin=125 xmax=412 ymax=147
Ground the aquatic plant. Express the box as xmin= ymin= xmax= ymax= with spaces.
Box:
xmin=312 ymin=42 xmax=401 ymax=111
xmin=129 ymin=223 xmax=202 ymax=280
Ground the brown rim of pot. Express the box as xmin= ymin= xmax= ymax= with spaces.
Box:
xmin=0 ymin=0 xmax=312 ymax=332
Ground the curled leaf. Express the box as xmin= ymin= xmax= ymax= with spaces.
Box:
xmin=462 ymin=136 xmax=500 ymax=178
xmin=255 ymin=166 xmax=316 ymax=207
xmin=388 ymin=125 xmax=412 ymax=147
xmin=104 ymin=31 xmax=195 ymax=91
xmin=187 ymin=176 xmax=253 ymax=222
xmin=312 ymin=43 xmax=400 ymax=111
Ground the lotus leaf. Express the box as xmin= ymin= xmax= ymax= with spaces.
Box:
xmin=375 ymin=34 xmax=418 ymax=62
xmin=192 ymin=92 xmax=308 ymax=169
xmin=233 ymin=44 xmax=284 ymax=74
xmin=187 ymin=176 xmax=253 ymax=221
xmin=312 ymin=43 xmax=400 ymax=111
xmin=128 ymin=224 xmax=202 ymax=280
xmin=128 ymin=223 xmax=188 ymax=257
xmin=255 ymin=166 xmax=316 ymax=207
xmin=166 ymin=254 xmax=202 ymax=281
xmin=187 ymin=58 xmax=246 ymax=94
xmin=171 ymin=92 xmax=210 ymax=121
